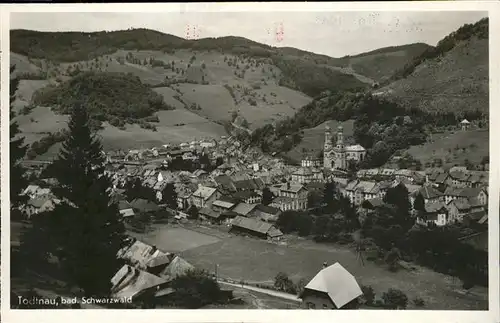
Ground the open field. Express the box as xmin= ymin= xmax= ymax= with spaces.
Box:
xmin=286 ymin=119 xmax=355 ymax=162
xmin=405 ymin=129 xmax=489 ymax=167
xmin=131 ymin=223 xmax=487 ymax=310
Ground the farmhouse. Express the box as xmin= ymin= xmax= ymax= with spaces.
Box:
xmin=230 ymin=216 xmax=283 ymax=240
xmin=300 ymin=262 xmax=363 ymax=309
xmin=117 ymin=239 xmax=168 ymax=270
xmin=212 ymin=199 xmax=236 ymax=213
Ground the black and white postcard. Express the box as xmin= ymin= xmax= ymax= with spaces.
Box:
xmin=1 ymin=2 xmax=499 ymax=323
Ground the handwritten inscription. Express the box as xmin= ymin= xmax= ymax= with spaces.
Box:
xmin=315 ymin=13 xmax=424 ymax=33
xmin=275 ymin=22 xmax=284 ymax=43
xmin=186 ymin=24 xmax=201 ymax=40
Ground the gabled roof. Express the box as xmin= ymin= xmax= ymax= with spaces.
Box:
xmin=231 ymin=215 xmax=282 ymax=236
xmin=416 ymin=185 xmax=443 ymax=199
xmin=192 ymin=186 xmax=217 ymax=200
xmin=111 ymin=265 xmax=169 ymax=299
xmin=424 ymin=202 xmax=447 ymax=213
xmin=130 ymin=198 xmax=160 ymax=213
xmin=212 ymin=200 xmax=236 ymax=209
xmin=302 ymin=262 xmax=363 ymax=309
xmin=116 ymin=239 xmax=167 ymax=269
xmin=232 ymin=203 xmax=258 ymax=216
xmin=280 ymin=183 xmax=307 ymax=193
xmin=159 ymin=256 xmax=195 ymax=281
xmin=460 ymin=119 xmax=470 ymax=124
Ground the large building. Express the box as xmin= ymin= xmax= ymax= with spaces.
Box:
xmin=323 ymin=125 xmax=366 ymax=171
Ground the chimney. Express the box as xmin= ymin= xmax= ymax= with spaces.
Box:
xmin=322 ymin=262 xmax=328 ymax=269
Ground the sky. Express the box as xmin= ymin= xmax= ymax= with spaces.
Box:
xmin=10 ymin=11 xmax=488 ymax=58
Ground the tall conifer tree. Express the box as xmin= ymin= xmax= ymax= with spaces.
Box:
xmin=10 ymin=66 xmax=28 ymax=215
xmin=23 ymin=102 xmax=125 ymax=296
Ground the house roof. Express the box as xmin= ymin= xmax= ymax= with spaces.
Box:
xmin=255 ymin=204 xmax=281 ymax=215
xmin=346 ymin=144 xmax=365 ymax=152
xmin=27 ymin=197 xmax=52 ymax=208
xmin=417 ymin=185 xmax=443 ymax=199
xmin=233 ymin=190 xmax=260 ymax=201
xmin=146 ymin=254 xmax=173 ymax=268
xmin=231 ymin=215 xmax=282 ymax=236
xmin=280 ymin=183 xmax=307 ymax=193
xmin=425 ymin=202 xmax=447 ymax=213
xmin=232 ymin=203 xmax=258 ymax=216
xmin=119 ymin=208 xmax=135 ymax=217
xmin=362 ymin=198 xmax=384 ymax=209
xmin=212 ymin=200 xmax=235 ymax=209
xmin=192 ymin=186 xmax=217 ymax=200
xmin=111 ymin=264 xmax=169 ymax=299
xmin=130 ymin=198 xmax=160 ymax=213
xmin=117 ymin=239 xmax=167 ymax=269
xmin=303 ymin=262 xmax=363 ymax=309
xmin=159 ymin=256 xmax=195 ymax=281
xmin=199 ymin=207 xmax=220 ymax=219
xmin=461 ymin=119 xmax=470 ymax=124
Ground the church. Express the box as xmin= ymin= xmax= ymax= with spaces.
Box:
xmin=323 ymin=125 xmax=366 ymax=171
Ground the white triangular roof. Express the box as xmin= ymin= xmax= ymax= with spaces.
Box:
xmin=461 ymin=119 xmax=470 ymax=124
xmin=304 ymin=262 xmax=363 ymax=308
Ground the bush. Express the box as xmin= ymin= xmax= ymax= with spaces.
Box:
xmin=360 ymin=285 xmax=375 ymax=306
xmin=382 ymin=288 xmax=408 ymax=309
xmin=413 ymin=297 xmax=425 ymax=307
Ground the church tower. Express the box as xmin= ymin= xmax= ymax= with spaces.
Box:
xmin=333 ymin=125 xmax=346 ymax=170
xmin=323 ymin=125 xmax=334 ymax=169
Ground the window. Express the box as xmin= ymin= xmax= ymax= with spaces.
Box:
xmin=322 ymin=304 xmax=329 ymax=309
xmin=307 ymin=302 xmax=316 ymax=309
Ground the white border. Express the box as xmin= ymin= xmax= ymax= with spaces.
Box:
xmin=1 ymin=2 xmax=499 ymax=323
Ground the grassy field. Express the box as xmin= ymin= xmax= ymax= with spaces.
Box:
xmin=405 ymin=129 xmax=489 ymax=167
xmin=132 ymin=223 xmax=487 ymax=310
xmin=286 ymin=119 xmax=355 ymax=162
xmin=13 ymin=47 xmax=314 ymax=150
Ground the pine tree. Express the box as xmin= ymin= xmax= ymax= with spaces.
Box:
xmin=161 ymin=182 xmax=178 ymax=209
xmin=413 ymin=193 xmax=425 ymax=215
xmin=24 ymin=102 xmax=125 ymax=296
xmin=10 ymin=66 xmax=28 ymax=215
xmin=261 ymin=187 xmax=274 ymax=206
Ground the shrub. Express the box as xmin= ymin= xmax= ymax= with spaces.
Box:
xmin=360 ymin=285 xmax=376 ymax=306
xmin=413 ymin=297 xmax=425 ymax=307
xmin=382 ymin=288 xmax=408 ymax=309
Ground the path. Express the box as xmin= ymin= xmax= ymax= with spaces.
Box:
xmin=218 ymin=281 xmax=301 ymax=302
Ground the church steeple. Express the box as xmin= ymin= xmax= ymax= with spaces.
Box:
xmin=336 ymin=125 xmax=344 ymax=149
xmin=324 ymin=125 xmax=333 ymax=151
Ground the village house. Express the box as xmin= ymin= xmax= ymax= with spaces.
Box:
xmin=460 ymin=118 xmax=470 ymax=131
xmin=233 ymin=190 xmax=262 ymax=204
xmin=110 ymin=264 xmax=171 ymax=302
xmin=416 ymin=202 xmax=449 ymax=227
xmin=343 ymin=180 xmax=381 ymax=206
xmin=191 ymin=185 xmax=221 ymax=209
xmin=444 ymin=187 xmax=488 ymax=205
xmin=211 ymin=199 xmax=237 ymax=214
xmin=232 ymin=202 xmax=258 ymax=217
xmin=23 ymin=197 xmax=59 ymax=218
xmin=300 ymin=262 xmax=363 ymax=310
xmin=291 ymin=167 xmax=314 ymax=184
xmin=247 ymin=204 xmax=282 ymax=223
xmin=230 ymin=216 xmax=283 ymax=240
xmin=22 ymin=184 xmax=52 ymax=199
xmin=301 ymin=156 xmax=322 ymax=168
xmin=270 ymin=183 xmax=308 ymax=211
xmin=446 ymin=199 xmax=486 ymax=223
xmin=410 ymin=185 xmax=444 ymax=206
